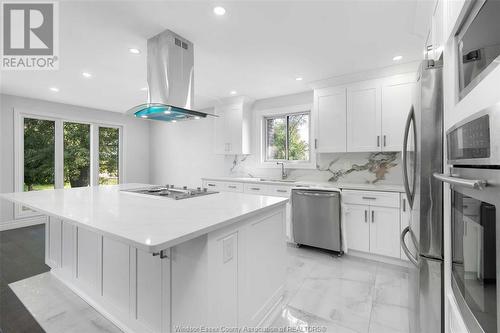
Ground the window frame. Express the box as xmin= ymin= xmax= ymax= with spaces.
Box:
xmin=263 ymin=111 xmax=311 ymax=163
xmin=255 ymin=104 xmax=316 ymax=169
xmin=13 ymin=108 xmax=124 ymax=219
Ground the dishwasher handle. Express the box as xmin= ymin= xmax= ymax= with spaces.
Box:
xmin=294 ymin=191 xmax=339 ymax=198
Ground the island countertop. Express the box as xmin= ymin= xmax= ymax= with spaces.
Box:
xmin=0 ymin=184 xmax=288 ymax=252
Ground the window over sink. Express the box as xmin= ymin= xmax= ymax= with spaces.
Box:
xmin=264 ymin=112 xmax=310 ymax=162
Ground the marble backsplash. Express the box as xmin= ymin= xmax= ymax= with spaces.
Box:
xmin=225 ymin=152 xmax=403 ymax=185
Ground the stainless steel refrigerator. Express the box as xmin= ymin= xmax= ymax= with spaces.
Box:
xmin=400 ymin=59 xmax=444 ymax=333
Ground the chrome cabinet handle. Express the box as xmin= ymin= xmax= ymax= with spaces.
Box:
xmin=362 ymin=196 xmax=376 ymax=200
xmin=371 ymin=210 xmax=374 ymax=223
xmin=250 ymin=187 xmax=261 ymax=191
xmin=377 ymin=135 xmax=380 ymax=147
xmin=433 ymin=173 xmax=487 ymax=190
xmin=364 ymin=210 xmax=367 ymax=223
xmin=401 ymin=226 xmax=418 ymax=266
xmin=383 ymin=135 xmax=387 ymax=147
xmin=152 ymin=250 xmax=169 ymax=259
xmin=315 ymin=139 xmax=318 ymax=149
xmin=208 ymin=183 xmax=216 ymax=187
xmin=276 ymin=189 xmax=287 ymax=193
xmin=228 ymin=185 xmax=237 ymax=189
xmin=402 ymin=198 xmax=406 ymax=212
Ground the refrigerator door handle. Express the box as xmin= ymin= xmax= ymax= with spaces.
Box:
xmin=433 ymin=173 xmax=488 ymax=190
xmin=402 ymin=106 xmax=416 ymax=209
xmin=401 ymin=226 xmax=419 ymax=266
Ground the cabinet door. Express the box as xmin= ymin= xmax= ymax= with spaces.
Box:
xmin=315 ymin=87 xmax=347 ymax=152
xmin=225 ymin=105 xmax=242 ymax=154
xmin=344 ymin=204 xmax=370 ymax=252
xmin=400 ymin=194 xmax=411 ymax=260
xmin=347 ymin=84 xmax=381 ymax=152
xmin=369 ymin=206 xmax=401 ymax=258
xmin=381 ymin=81 xmax=414 ymax=151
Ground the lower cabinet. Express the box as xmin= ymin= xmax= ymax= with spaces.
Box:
xmin=343 ymin=191 xmax=402 ymax=259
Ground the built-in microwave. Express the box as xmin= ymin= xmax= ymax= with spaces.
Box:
xmin=434 ymin=103 xmax=500 ymax=333
xmin=457 ymin=0 xmax=500 ymax=100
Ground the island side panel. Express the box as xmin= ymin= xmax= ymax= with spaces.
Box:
xmin=206 ymin=204 xmax=287 ymax=327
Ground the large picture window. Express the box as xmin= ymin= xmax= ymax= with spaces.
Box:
xmin=16 ymin=112 xmax=122 ymax=208
xmin=265 ymin=112 xmax=310 ymax=162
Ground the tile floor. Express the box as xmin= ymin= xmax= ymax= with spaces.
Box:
xmin=7 ymin=239 xmax=409 ymax=333
xmin=272 ymin=245 xmax=410 ymax=333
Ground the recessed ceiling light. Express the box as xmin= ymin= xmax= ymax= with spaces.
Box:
xmin=213 ymin=6 xmax=226 ymax=16
xmin=140 ymin=87 xmax=148 ymax=91
xmin=230 ymin=90 xmax=237 ymax=95
xmin=295 ymin=77 xmax=303 ymax=81
xmin=129 ymin=48 xmax=141 ymax=54
xmin=194 ymin=116 xmax=201 ymax=120
xmin=49 ymin=87 xmax=59 ymax=92
xmin=164 ymin=110 xmax=171 ymax=114
xmin=171 ymin=120 xmax=177 ymax=123
xmin=393 ymin=55 xmax=403 ymax=61
xmin=82 ymin=72 xmax=92 ymax=78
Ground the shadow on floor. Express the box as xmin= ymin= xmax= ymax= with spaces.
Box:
xmin=0 ymin=224 xmax=49 ymax=333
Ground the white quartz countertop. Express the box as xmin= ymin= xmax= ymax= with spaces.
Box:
xmin=202 ymin=177 xmax=405 ymax=193
xmin=0 ymin=184 xmax=288 ymax=252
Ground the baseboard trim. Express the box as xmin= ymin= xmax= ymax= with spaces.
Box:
xmin=0 ymin=216 xmax=47 ymax=231
xmin=347 ymin=249 xmax=409 ymax=267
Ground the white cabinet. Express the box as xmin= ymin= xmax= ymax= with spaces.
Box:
xmin=369 ymin=206 xmax=401 ymax=258
xmin=314 ymin=87 xmax=347 ymax=152
xmin=347 ymin=82 xmax=381 ymax=152
xmin=344 ymin=75 xmax=414 ymax=153
xmin=344 ymin=204 xmax=370 ymax=252
xmin=400 ymin=193 xmax=411 ymax=261
xmin=381 ymin=78 xmax=415 ymax=151
xmin=342 ymin=190 xmax=402 ymax=259
xmin=214 ymin=98 xmax=252 ymax=155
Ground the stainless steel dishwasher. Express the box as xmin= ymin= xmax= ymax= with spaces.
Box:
xmin=292 ymin=188 xmax=342 ymax=253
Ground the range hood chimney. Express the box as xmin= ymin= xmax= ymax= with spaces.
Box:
xmin=127 ymin=29 xmax=215 ymax=121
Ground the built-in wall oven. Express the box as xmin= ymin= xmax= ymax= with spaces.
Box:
xmin=434 ymin=103 xmax=500 ymax=333
xmin=457 ymin=0 xmax=500 ymax=101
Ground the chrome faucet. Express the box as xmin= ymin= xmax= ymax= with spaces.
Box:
xmin=276 ymin=162 xmax=287 ymax=180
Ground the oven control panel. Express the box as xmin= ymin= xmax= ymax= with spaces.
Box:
xmin=447 ymin=115 xmax=490 ymax=161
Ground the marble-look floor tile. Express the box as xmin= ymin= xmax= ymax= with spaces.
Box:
xmin=289 ymin=276 xmax=374 ymax=333
xmin=272 ymin=306 xmax=359 ymax=333
xmin=373 ymin=264 xmax=409 ymax=307
xmin=368 ymin=303 xmax=410 ymax=333
xmin=9 ymin=273 xmax=122 ymax=333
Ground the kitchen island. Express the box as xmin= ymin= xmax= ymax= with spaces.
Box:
xmin=1 ymin=184 xmax=288 ymax=333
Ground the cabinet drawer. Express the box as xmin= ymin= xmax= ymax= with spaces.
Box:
xmin=268 ymin=185 xmax=292 ymax=197
xmin=224 ymin=182 xmax=244 ymax=193
xmin=341 ymin=190 xmax=400 ymax=208
xmin=244 ymin=183 xmax=269 ymax=195
xmin=203 ymin=181 xmax=225 ymax=191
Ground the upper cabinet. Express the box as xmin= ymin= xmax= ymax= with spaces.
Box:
xmin=214 ymin=97 xmax=253 ymax=155
xmin=380 ymin=76 xmax=415 ymax=151
xmin=347 ymin=82 xmax=382 ymax=152
xmin=314 ymin=73 xmax=415 ymax=153
xmin=315 ymin=87 xmax=347 ymax=152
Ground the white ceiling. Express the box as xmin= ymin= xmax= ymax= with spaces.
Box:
xmin=0 ymin=0 xmax=435 ymax=113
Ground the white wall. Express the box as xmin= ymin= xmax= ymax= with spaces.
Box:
xmin=0 ymin=94 xmax=151 ymax=225
xmin=149 ymin=110 xmax=226 ymax=188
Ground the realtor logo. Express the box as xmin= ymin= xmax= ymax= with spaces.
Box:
xmin=1 ymin=1 xmax=59 ymax=70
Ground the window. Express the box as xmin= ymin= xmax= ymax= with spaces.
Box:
xmin=98 ymin=127 xmax=119 ymax=185
xmin=23 ymin=118 xmax=55 ymax=191
xmin=265 ymin=112 xmax=310 ymax=162
xmin=64 ymin=122 xmax=91 ymax=188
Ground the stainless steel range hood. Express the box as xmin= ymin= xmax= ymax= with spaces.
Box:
xmin=127 ymin=29 xmax=216 ymax=121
